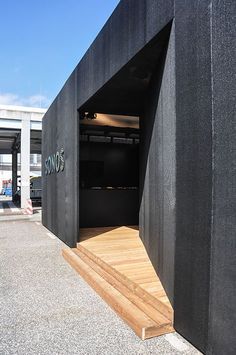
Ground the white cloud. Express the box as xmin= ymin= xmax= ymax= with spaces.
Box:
xmin=0 ymin=92 xmax=51 ymax=108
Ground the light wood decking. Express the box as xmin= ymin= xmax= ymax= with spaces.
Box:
xmin=62 ymin=226 xmax=174 ymax=340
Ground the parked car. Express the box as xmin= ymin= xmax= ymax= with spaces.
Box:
xmin=4 ymin=187 xmax=12 ymax=197
xmin=14 ymin=176 xmax=41 ymax=204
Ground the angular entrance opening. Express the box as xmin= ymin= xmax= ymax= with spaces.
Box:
xmin=63 ymin=21 xmax=175 ymax=339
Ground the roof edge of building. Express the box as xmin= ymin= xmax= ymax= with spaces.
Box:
xmin=0 ymin=104 xmax=47 ymax=114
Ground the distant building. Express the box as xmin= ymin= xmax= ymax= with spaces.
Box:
xmin=0 ymin=105 xmax=46 ymax=205
xmin=0 ymin=153 xmax=42 ymax=189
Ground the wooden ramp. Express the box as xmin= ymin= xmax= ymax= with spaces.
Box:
xmin=62 ymin=226 xmax=174 ymax=340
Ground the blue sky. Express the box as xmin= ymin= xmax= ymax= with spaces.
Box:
xmin=0 ymin=0 xmax=120 ymax=108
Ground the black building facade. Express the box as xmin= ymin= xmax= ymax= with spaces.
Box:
xmin=42 ymin=1 xmax=236 ymax=354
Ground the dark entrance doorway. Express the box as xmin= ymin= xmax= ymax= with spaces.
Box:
xmin=79 ymin=113 xmax=139 ymax=228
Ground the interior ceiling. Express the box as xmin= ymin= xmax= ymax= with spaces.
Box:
xmin=81 ymin=113 xmax=139 ymax=129
xmin=79 ymin=22 xmax=171 ymax=117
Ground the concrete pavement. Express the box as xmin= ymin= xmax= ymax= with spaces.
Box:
xmin=0 ymin=219 xmax=201 ymax=354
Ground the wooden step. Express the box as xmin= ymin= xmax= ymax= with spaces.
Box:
xmin=62 ymin=248 xmax=174 ymax=340
xmin=73 ymin=247 xmax=170 ymax=326
xmin=77 ymin=242 xmax=173 ymax=321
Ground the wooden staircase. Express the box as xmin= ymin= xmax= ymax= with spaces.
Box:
xmin=62 ymin=226 xmax=174 ymax=340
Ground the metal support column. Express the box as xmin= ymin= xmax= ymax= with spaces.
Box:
xmin=20 ymin=118 xmax=30 ymax=209
xmin=12 ymin=149 xmax=17 ymax=201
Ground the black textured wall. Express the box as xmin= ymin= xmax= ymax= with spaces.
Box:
xmin=174 ymin=1 xmax=213 ymax=351
xmin=208 ymin=1 xmax=236 ymax=354
xmin=42 ymin=71 xmax=78 ymax=247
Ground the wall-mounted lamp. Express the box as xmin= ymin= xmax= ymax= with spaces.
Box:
xmin=80 ymin=112 xmax=97 ymax=120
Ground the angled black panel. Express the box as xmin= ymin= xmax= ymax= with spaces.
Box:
xmin=140 ymin=23 xmax=176 ymax=305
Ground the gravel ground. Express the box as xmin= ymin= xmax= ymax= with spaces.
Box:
xmin=0 ymin=219 xmax=201 ymax=355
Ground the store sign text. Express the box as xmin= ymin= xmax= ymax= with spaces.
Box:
xmin=45 ymin=148 xmax=65 ymax=175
